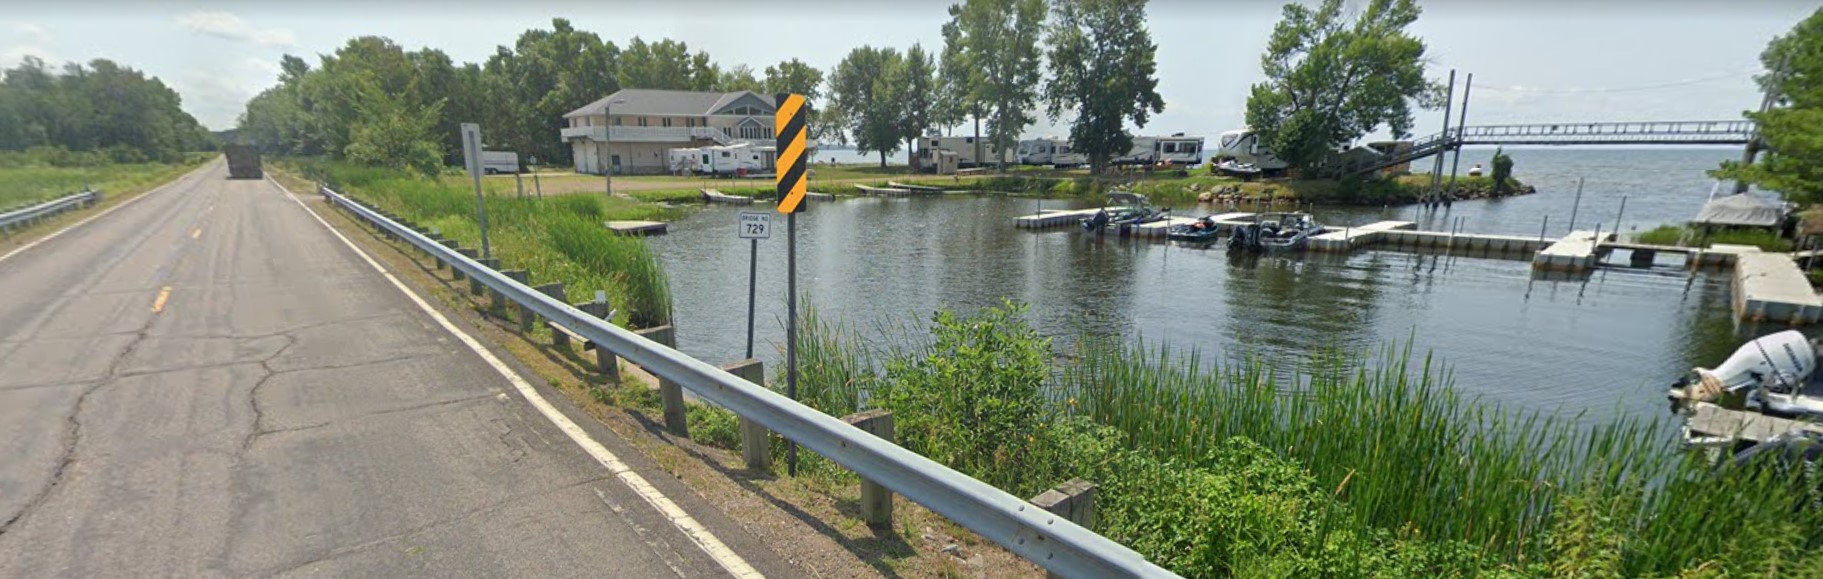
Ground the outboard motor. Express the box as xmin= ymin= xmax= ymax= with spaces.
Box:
xmin=1671 ymin=330 xmax=1816 ymax=412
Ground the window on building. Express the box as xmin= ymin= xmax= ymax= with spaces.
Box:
xmin=721 ymin=151 xmax=731 ymax=158
xmin=684 ymin=118 xmax=694 ymax=127
xmin=638 ymin=117 xmax=648 ymax=127
xmin=662 ymin=118 xmax=672 ymax=128
xmin=613 ymin=117 xmax=622 ymax=126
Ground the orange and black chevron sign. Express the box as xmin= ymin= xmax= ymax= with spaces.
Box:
xmin=774 ymin=93 xmax=809 ymax=214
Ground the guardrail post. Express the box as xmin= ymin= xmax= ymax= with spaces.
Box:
xmin=579 ymin=298 xmax=619 ymax=382
xmin=1032 ymin=479 xmax=1097 ymax=579
xmin=436 ymin=239 xmax=458 ymax=271
xmin=473 ymin=258 xmax=499 ymax=295
xmin=721 ymin=359 xmax=772 ymax=471
xmin=534 ymin=282 xmax=566 ymax=343
xmin=497 ymin=270 xmax=528 ymax=318
xmin=453 ymin=248 xmax=476 ymax=281
xmin=635 ymin=325 xmax=686 ymax=437
xmin=843 ymin=409 xmax=895 ymax=528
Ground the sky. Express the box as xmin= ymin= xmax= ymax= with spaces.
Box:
xmin=3 ymin=0 xmax=1814 ymax=142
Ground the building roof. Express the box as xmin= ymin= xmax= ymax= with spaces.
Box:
xmin=1692 ymin=193 xmax=1788 ymax=228
xmin=563 ymin=89 xmax=777 ymax=118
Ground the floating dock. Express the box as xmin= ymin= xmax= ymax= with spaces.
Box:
xmin=1532 ymin=230 xmax=1608 ymax=272
xmin=1308 ymin=221 xmax=1416 ymax=252
xmin=1686 ymin=402 xmax=1823 ymax=444
xmin=887 ymin=182 xmax=945 ymax=193
xmin=700 ymin=189 xmax=753 ymax=204
xmin=805 ymin=192 xmax=836 ymax=201
xmin=605 ymin=220 xmax=668 ymax=235
xmin=1734 ymin=250 xmax=1823 ymax=324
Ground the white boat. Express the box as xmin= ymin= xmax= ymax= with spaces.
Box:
xmin=1670 ymin=330 xmax=1823 ymax=447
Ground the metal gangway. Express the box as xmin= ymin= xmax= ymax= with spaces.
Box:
xmin=1343 ymin=119 xmax=1756 ymax=175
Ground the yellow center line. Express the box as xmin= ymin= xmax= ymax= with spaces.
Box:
xmin=191 ymin=227 xmax=202 ymax=239
xmin=151 ymin=286 xmax=172 ymax=313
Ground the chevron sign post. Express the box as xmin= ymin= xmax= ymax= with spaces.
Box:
xmin=774 ymin=92 xmax=809 ymax=476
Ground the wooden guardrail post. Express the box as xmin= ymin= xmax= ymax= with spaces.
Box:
xmin=635 ymin=325 xmax=686 ymax=437
xmin=843 ymin=409 xmax=895 ymax=528
xmin=453 ymin=248 xmax=477 ymax=281
xmin=1031 ymin=479 xmax=1097 ymax=579
xmin=578 ymin=297 xmax=618 ymax=382
xmin=436 ymin=239 xmax=459 ymax=271
xmin=721 ymin=359 xmax=772 ymax=470
xmin=472 ymin=258 xmax=498 ymax=296
xmin=497 ymin=270 xmax=528 ymax=318
xmin=528 ymin=282 xmax=562 ymax=333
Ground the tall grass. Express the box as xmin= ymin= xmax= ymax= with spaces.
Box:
xmin=1061 ymin=337 xmax=1823 ymax=576
xmin=296 ymin=158 xmax=675 ymax=327
xmin=0 ymin=156 xmax=210 ymax=208
xmin=785 ymin=301 xmax=1823 ymax=576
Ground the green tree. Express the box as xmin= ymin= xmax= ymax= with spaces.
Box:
xmin=933 ymin=18 xmax=972 ymax=136
xmin=617 ymin=37 xmax=718 ymax=91
xmin=764 ymin=58 xmax=829 ymax=140
xmin=897 ymin=44 xmax=938 ymax=170
xmin=1712 ymin=7 xmax=1823 ymax=203
xmin=828 ymin=46 xmax=906 ymax=167
xmin=1244 ymin=0 xmax=1437 ymax=173
xmin=944 ymin=0 xmax=1047 ymax=170
xmin=343 ymin=78 xmax=445 ymax=177
xmin=1491 ymin=146 xmax=1513 ymax=195
xmin=1043 ymin=0 xmax=1165 ymax=175
xmin=0 ymin=56 xmax=208 ymax=161
xmin=484 ymin=19 xmax=621 ymax=166
xmin=716 ymin=64 xmax=765 ymax=93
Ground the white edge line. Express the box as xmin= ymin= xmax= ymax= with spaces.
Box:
xmin=0 ymin=159 xmax=218 ymax=264
xmin=267 ymin=175 xmax=765 ymax=579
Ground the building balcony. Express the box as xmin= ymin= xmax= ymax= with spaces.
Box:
xmin=560 ymin=126 xmax=738 ymax=144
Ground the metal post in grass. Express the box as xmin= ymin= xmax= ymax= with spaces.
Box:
xmin=775 ymin=92 xmax=811 ymax=477
xmin=461 ymin=123 xmax=492 ymax=260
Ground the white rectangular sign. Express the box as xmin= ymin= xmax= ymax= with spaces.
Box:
xmin=738 ymin=212 xmax=771 ymax=239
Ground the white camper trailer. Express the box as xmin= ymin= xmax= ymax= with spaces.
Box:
xmin=1017 ymin=137 xmax=1062 ymax=165
xmin=1050 ymin=142 xmax=1086 ymax=167
xmin=668 ymin=148 xmax=702 ymax=175
xmin=1154 ymin=135 xmax=1205 ymax=165
xmin=699 ymin=144 xmax=768 ymax=176
xmin=919 ymin=136 xmax=1010 ymax=169
xmin=1114 ymin=136 xmax=1159 ymax=165
xmin=481 ymin=151 xmax=520 ymax=174
xmin=1214 ymin=128 xmax=1291 ymax=173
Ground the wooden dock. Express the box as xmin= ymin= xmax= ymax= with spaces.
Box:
xmin=887 ymin=181 xmax=945 ymax=193
xmin=700 ymin=189 xmax=753 ymax=204
xmin=1734 ymin=250 xmax=1823 ymax=324
xmin=1686 ymin=402 xmax=1823 ymax=444
xmin=605 ymin=220 xmax=668 ymax=235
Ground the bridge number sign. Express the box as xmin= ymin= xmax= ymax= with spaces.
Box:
xmin=738 ymin=212 xmax=771 ymax=239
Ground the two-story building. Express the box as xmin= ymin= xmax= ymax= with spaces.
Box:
xmin=561 ymin=88 xmax=801 ymax=175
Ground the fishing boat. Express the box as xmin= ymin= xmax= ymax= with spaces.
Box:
xmin=1671 ymin=329 xmax=1823 ymax=428
xmin=886 ymin=181 xmax=945 ymax=194
xmin=1228 ymin=212 xmax=1325 ymax=252
xmin=1166 ymin=216 xmax=1222 ymax=243
xmin=1081 ymin=192 xmax=1167 ymax=234
xmin=1212 ymin=159 xmax=1263 ymax=180
xmin=855 ymin=184 xmax=912 ymax=196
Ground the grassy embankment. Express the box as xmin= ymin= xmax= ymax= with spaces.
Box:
xmin=0 ymin=150 xmax=215 ymax=209
xmin=688 ymin=301 xmax=1823 ymax=578
xmin=292 ymin=158 xmax=674 ymax=328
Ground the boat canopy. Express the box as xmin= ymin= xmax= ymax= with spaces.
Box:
xmin=1692 ymin=193 xmax=1787 ymax=228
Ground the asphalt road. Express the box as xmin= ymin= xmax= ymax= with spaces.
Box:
xmin=0 ymin=160 xmax=789 ymax=577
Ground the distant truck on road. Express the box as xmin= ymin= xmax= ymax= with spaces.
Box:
xmin=482 ymin=151 xmax=520 ymax=174
xmin=224 ymin=145 xmax=262 ymax=180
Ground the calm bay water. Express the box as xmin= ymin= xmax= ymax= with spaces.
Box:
xmin=648 ymin=147 xmax=1775 ymax=421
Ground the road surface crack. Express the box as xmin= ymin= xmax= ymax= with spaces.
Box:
xmin=0 ymin=317 xmax=158 ymax=537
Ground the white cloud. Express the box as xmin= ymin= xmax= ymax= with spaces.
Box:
xmin=14 ymin=23 xmax=51 ymax=44
xmin=3 ymin=23 xmax=57 ymax=68
xmin=177 ymin=11 xmax=295 ymax=48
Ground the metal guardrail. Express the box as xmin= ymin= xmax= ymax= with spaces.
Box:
xmin=0 ymin=190 xmax=102 ymax=233
xmin=316 ymin=184 xmax=1176 ymax=579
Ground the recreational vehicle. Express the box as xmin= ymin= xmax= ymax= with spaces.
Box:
xmin=481 ymin=151 xmax=520 ymax=174
xmin=1017 ymin=137 xmax=1066 ymax=165
xmin=1214 ymin=128 xmax=1290 ymax=173
xmin=1154 ymin=135 xmax=1205 ymax=165
xmin=698 ymin=144 xmax=769 ymax=176
xmin=919 ymin=136 xmax=1010 ymax=169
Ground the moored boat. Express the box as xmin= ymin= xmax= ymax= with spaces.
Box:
xmin=1167 ymin=216 xmax=1222 ymax=243
xmin=1228 ymin=212 xmax=1325 ymax=252
xmin=1081 ymin=192 xmax=1167 ymax=234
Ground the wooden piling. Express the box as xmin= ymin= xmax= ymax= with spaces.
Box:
xmin=1031 ymin=478 xmax=1097 ymax=579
